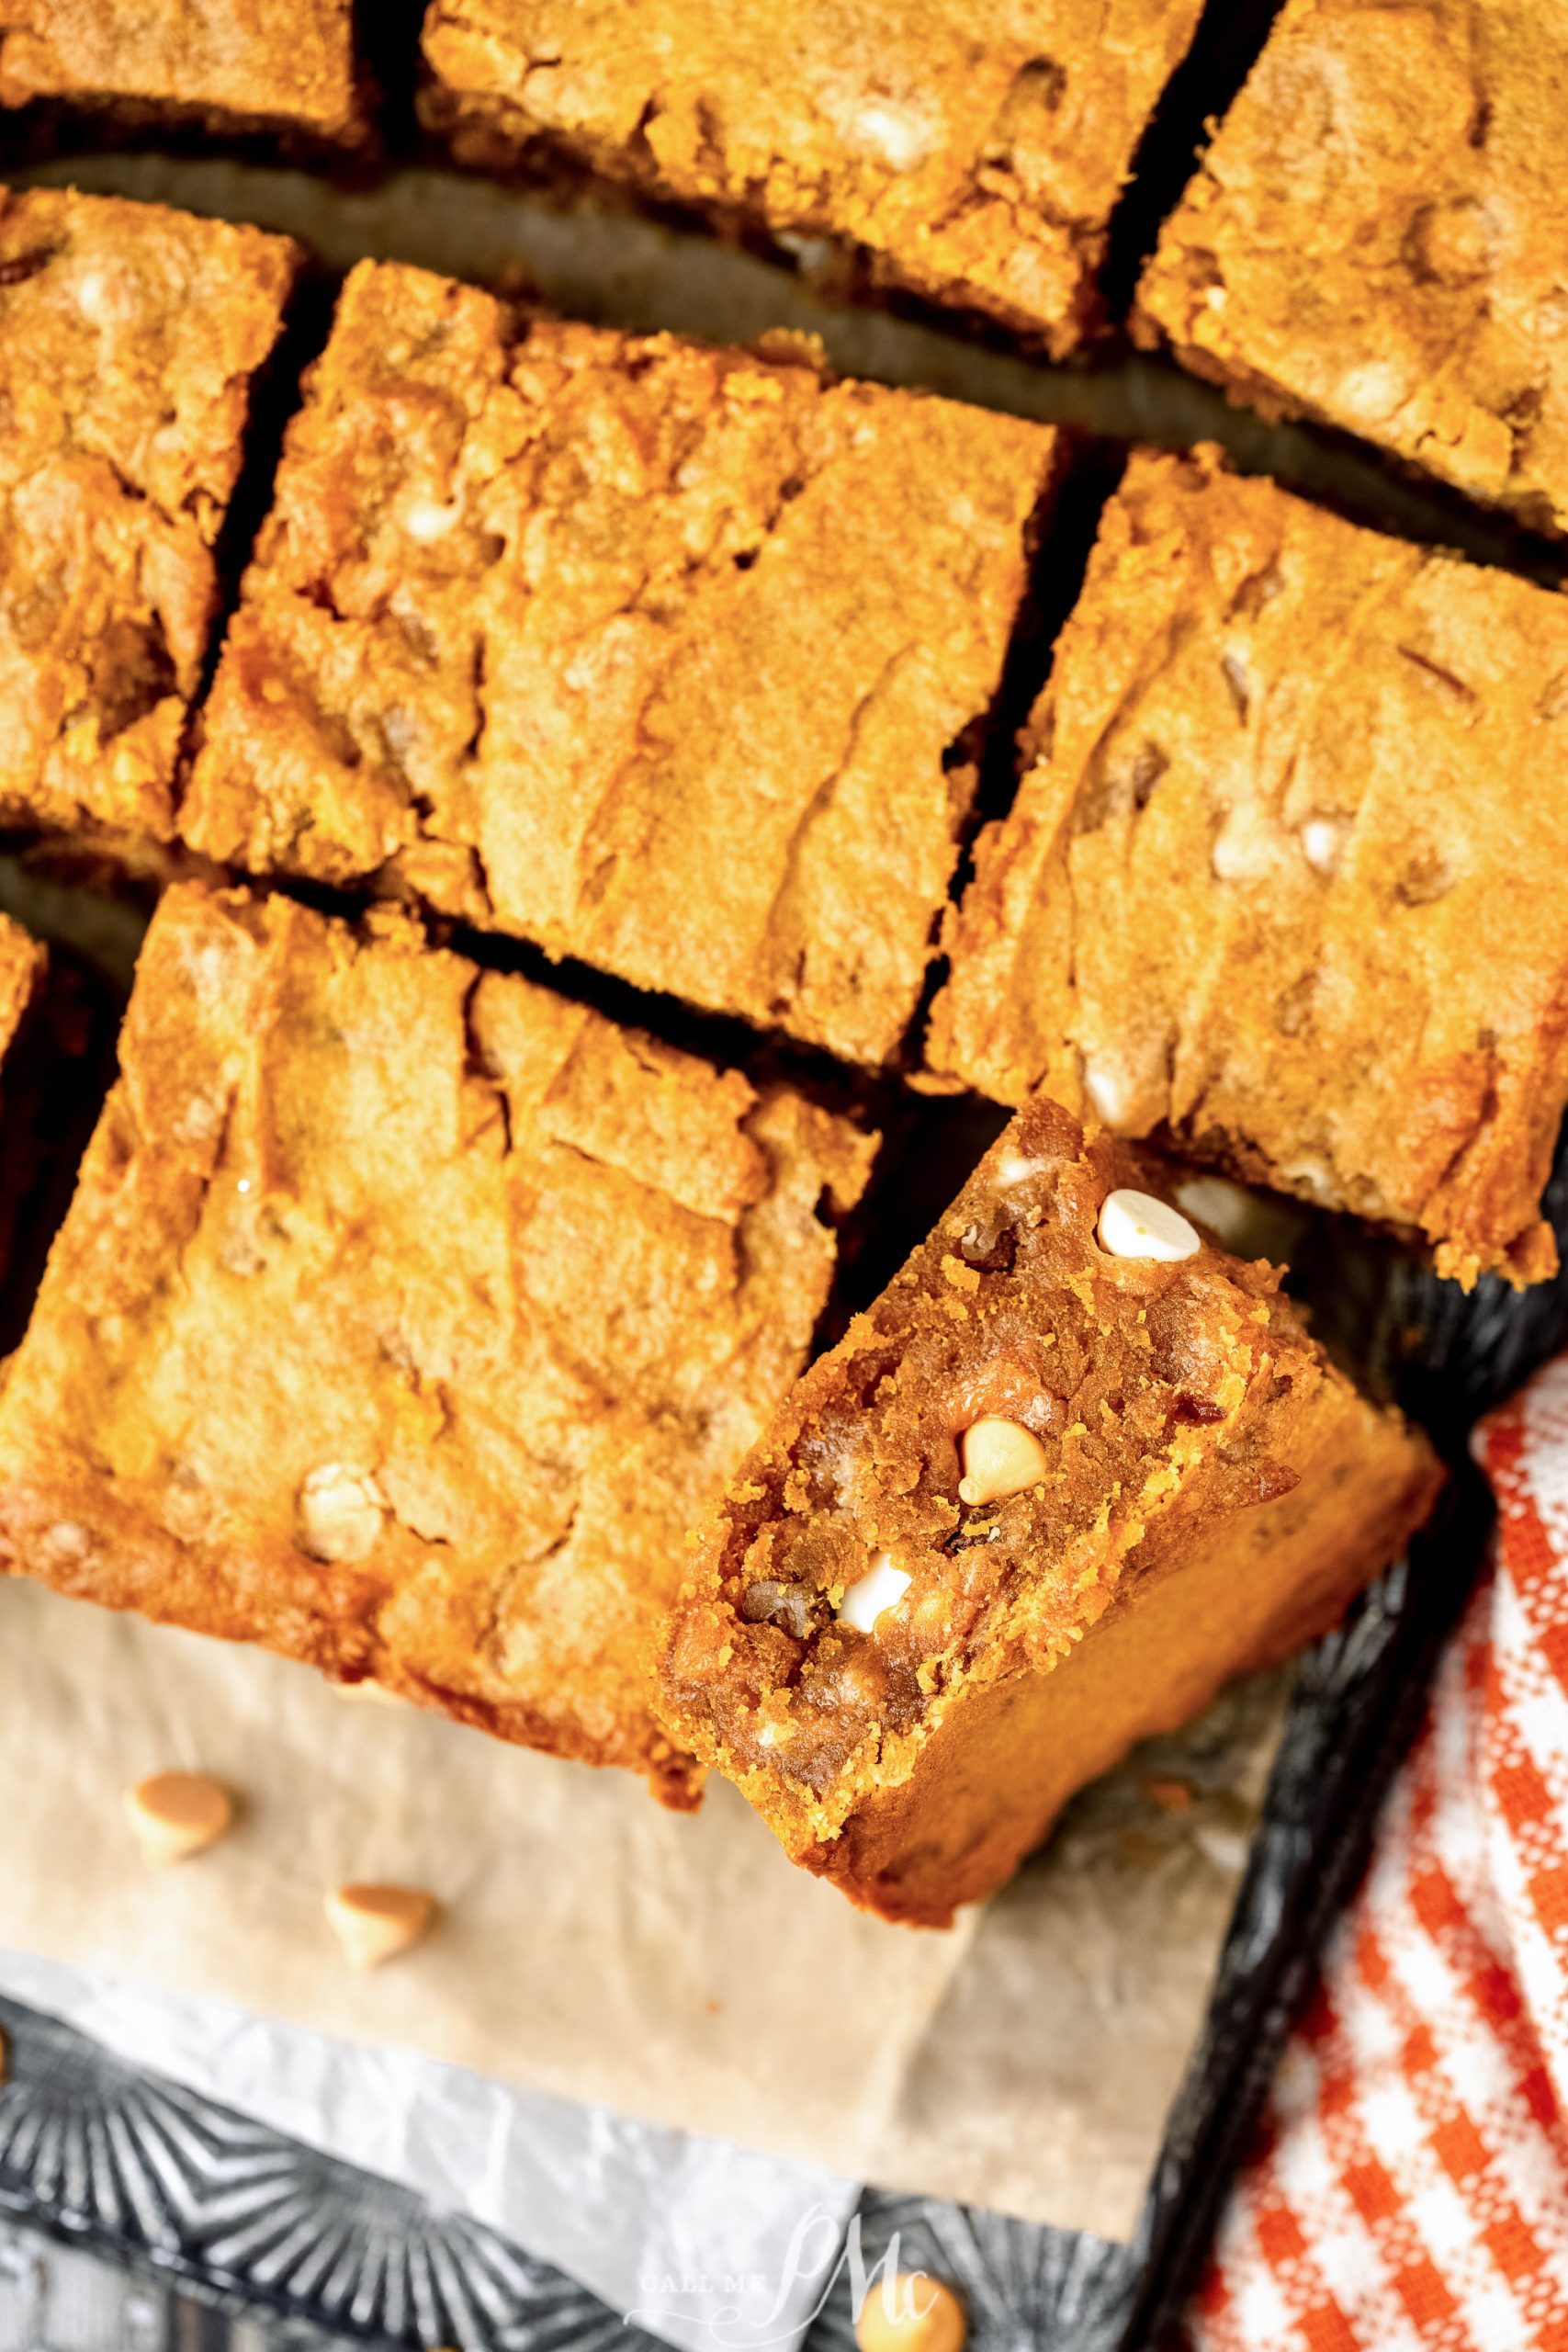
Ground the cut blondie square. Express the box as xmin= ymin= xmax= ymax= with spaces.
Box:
xmin=0 ymin=187 xmax=300 ymax=846
xmin=179 ymin=259 xmax=1062 ymax=1066
xmin=0 ymin=0 xmax=367 ymax=147
xmin=0 ymin=884 xmax=874 ymax=1804
xmin=1133 ymin=0 xmax=1568 ymax=535
xmin=418 ymin=0 xmax=1206 ymax=353
xmin=659 ymin=1095 xmax=1440 ymax=1925
xmin=928 ymin=446 xmax=1568 ymax=1288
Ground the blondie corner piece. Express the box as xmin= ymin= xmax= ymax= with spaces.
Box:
xmin=660 ymin=1097 xmax=1440 ymax=1926
xmin=928 ymin=446 xmax=1568 ymax=1290
xmin=179 ymin=262 xmax=1060 ymax=1064
xmin=0 ymin=884 xmax=874 ymax=1804
xmin=0 ymin=187 xmax=300 ymax=846
xmin=418 ymin=0 xmax=1206 ymax=354
xmin=0 ymin=0 xmax=367 ymax=147
xmin=1133 ymin=0 xmax=1568 ymax=536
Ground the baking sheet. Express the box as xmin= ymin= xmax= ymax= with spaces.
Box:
xmin=0 ymin=1949 xmax=859 ymax=2352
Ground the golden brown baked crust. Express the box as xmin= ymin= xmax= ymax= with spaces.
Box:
xmin=0 ymin=912 xmax=40 ymax=1067
xmin=1134 ymin=0 xmax=1568 ymax=534
xmin=928 ymin=446 xmax=1568 ymax=1289
xmin=0 ymin=0 xmax=365 ymax=143
xmin=418 ymin=0 xmax=1205 ymax=353
xmin=180 ymin=261 xmax=1057 ymax=1065
xmin=659 ymin=1094 xmax=1440 ymax=1924
xmin=0 ymin=187 xmax=299 ymax=844
xmin=0 ymin=883 xmax=874 ymax=1804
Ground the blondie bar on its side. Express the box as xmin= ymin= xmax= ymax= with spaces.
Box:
xmin=419 ymin=0 xmax=1204 ymax=354
xmin=1134 ymin=0 xmax=1568 ymax=535
xmin=0 ymin=0 xmax=366 ymax=146
xmin=660 ymin=1096 xmax=1440 ymax=1925
xmin=0 ymin=187 xmax=299 ymax=845
xmin=928 ymin=446 xmax=1568 ymax=1289
xmin=182 ymin=261 xmax=1059 ymax=1065
xmin=0 ymin=885 xmax=874 ymax=1804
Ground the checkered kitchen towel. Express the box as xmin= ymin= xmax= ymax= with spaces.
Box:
xmin=1190 ymin=1354 xmax=1568 ymax=2352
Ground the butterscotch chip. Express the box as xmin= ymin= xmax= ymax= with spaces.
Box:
xmin=956 ymin=1418 xmax=1049 ymax=1507
xmin=124 ymin=1771 xmax=235 ymax=1867
xmin=325 ymin=1883 xmax=436 ymax=1971
xmin=855 ymin=2274 xmax=966 ymax=2352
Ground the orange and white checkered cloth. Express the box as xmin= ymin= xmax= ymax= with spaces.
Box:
xmin=1190 ymin=1354 xmax=1568 ymax=2352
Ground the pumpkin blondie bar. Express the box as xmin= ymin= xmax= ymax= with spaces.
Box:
xmin=1134 ymin=0 xmax=1568 ymax=535
xmin=0 ymin=187 xmax=299 ymax=846
xmin=180 ymin=260 xmax=1060 ymax=1066
xmin=660 ymin=1095 xmax=1439 ymax=1924
xmin=418 ymin=0 xmax=1206 ymax=354
xmin=928 ymin=446 xmax=1568 ymax=1289
xmin=0 ymin=883 xmax=874 ymax=1804
xmin=0 ymin=0 xmax=367 ymax=147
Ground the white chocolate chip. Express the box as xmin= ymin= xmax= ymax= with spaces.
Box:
xmin=1300 ymin=816 xmax=1346 ymax=876
xmin=1098 ymin=1188 xmax=1201 ymax=1262
xmin=1081 ymin=1057 xmax=1134 ymax=1125
xmin=994 ymin=1151 xmax=1043 ymax=1188
xmin=836 ymin=1553 xmax=913 ymax=1634
xmin=1210 ymin=803 xmax=1280 ymax=883
xmin=404 ymin=498 xmax=461 ymax=542
xmin=298 ymin=1465 xmax=386 ymax=1563
xmin=853 ymin=102 xmax=934 ymax=171
xmin=124 ymin=1772 xmax=234 ymax=1868
xmin=957 ymin=1418 xmax=1049 ymax=1507
xmin=1337 ymin=360 xmax=1408 ymax=424
xmin=1174 ymin=1175 xmax=1247 ymax=1242
xmin=324 ymin=1883 xmax=436 ymax=1971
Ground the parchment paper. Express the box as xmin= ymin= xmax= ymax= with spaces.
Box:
xmin=0 ymin=1577 xmax=1284 ymax=2248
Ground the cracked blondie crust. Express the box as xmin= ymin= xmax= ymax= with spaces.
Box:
xmin=181 ymin=260 xmax=1059 ymax=1064
xmin=928 ymin=447 xmax=1568 ymax=1289
xmin=0 ymin=0 xmax=367 ymax=146
xmin=1134 ymin=0 xmax=1568 ymax=535
xmin=659 ymin=1095 xmax=1439 ymax=1924
xmin=0 ymin=187 xmax=299 ymax=845
xmin=418 ymin=0 xmax=1205 ymax=353
xmin=0 ymin=883 xmax=874 ymax=1804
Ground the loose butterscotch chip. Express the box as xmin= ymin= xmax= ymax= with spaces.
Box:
xmin=325 ymin=1883 xmax=436 ymax=1970
xmin=124 ymin=1772 xmax=235 ymax=1867
xmin=854 ymin=2273 xmax=966 ymax=2352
